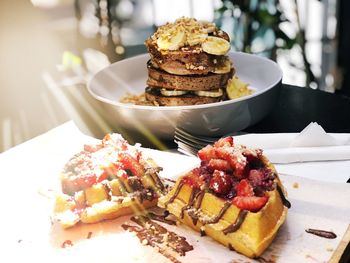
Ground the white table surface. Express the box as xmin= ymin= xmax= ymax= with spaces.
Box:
xmin=0 ymin=121 xmax=349 ymax=263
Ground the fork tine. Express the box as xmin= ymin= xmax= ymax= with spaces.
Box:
xmin=175 ymin=128 xmax=218 ymax=144
xmin=174 ymin=132 xmax=208 ymax=149
xmin=174 ymin=127 xmax=211 ymax=155
xmin=175 ymin=140 xmax=198 ymax=156
xmin=174 ymin=127 xmax=247 ymax=156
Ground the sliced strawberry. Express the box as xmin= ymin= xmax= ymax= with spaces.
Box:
xmin=62 ymin=173 xmax=97 ymax=195
xmin=214 ymin=136 xmax=234 ymax=148
xmin=209 ymin=170 xmax=232 ymax=195
xmin=232 ymin=195 xmax=269 ymax=212
xmin=198 ymin=145 xmax=217 ymax=161
xmin=183 ymin=170 xmax=205 ymax=189
xmin=215 ymin=147 xmax=247 ymax=178
xmin=100 ymin=162 xmax=126 ymax=180
xmin=118 ymin=153 xmax=145 ymax=177
xmin=236 ymin=179 xmax=254 ymax=197
xmin=83 ymin=143 xmax=103 ymax=153
xmin=102 ymin=134 xmax=128 ymax=150
xmin=207 ymin=158 xmax=232 ymax=172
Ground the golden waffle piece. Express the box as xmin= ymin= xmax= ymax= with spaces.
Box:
xmin=53 ymin=134 xmax=165 ymax=228
xmin=158 ymin=137 xmax=290 ymax=258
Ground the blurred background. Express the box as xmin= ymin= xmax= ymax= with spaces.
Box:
xmin=0 ymin=0 xmax=349 ymax=152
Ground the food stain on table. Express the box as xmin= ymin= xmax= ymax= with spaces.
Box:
xmin=122 ymin=215 xmax=193 ymax=263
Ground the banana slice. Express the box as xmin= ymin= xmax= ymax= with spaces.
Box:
xmin=186 ymin=31 xmax=208 ymax=46
xmin=202 ymin=36 xmax=230 ymax=55
xmin=157 ymin=29 xmax=186 ymax=51
xmin=161 ymin=89 xmax=188 ymax=96
xmin=195 ymin=89 xmax=223 ymax=98
xmin=199 ymin=21 xmax=216 ymax=33
xmin=213 ymin=58 xmax=232 ymax=74
xmin=226 ymin=76 xmax=252 ymax=99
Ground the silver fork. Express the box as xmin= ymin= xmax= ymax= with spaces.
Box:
xmin=174 ymin=127 xmax=246 ymax=156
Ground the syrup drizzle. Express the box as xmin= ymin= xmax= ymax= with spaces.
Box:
xmin=166 ymin=180 xmax=248 ymax=235
xmin=222 ymin=210 xmax=248 ymax=235
xmin=102 ymin=182 xmax=112 ymax=201
xmin=277 ymin=185 xmax=291 ymax=208
xmin=148 ymin=211 xmax=176 ymax=225
xmin=147 ymin=168 xmax=165 ymax=192
xmin=305 ymin=228 xmax=337 ymax=239
xmin=201 ymin=202 xmax=231 ymax=225
xmin=180 ymin=188 xmax=199 ymax=218
xmin=194 ymin=190 xmax=205 ymax=209
xmin=122 ymin=215 xmax=193 ymax=263
xmin=164 ymin=181 xmax=184 ymax=207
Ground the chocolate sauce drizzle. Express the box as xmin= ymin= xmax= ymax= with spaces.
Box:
xmin=305 ymin=228 xmax=337 ymax=239
xmin=61 ymin=240 xmax=74 ymax=248
xmin=277 ymin=185 xmax=291 ymax=208
xmin=228 ymin=243 xmax=235 ymax=251
xmin=166 ymin=180 xmax=248 ymax=235
xmin=187 ymin=209 xmax=200 ymax=226
xmin=194 ymin=190 xmax=205 ymax=209
xmin=122 ymin=215 xmax=193 ymax=263
xmin=164 ymin=181 xmax=184 ymax=207
xmin=116 ymin=178 xmax=128 ymax=195
xmin=147 ymin=211 xmax=176 ymax=225
xmin=147 ymin=167 xmax=165 ymax=192
xmin=201 ymin=202 xmax=231 ymax=225
xmin=222 ymin=210 xmax=248 ymax=235
xmin=180 ymin=188 xmax=199 ymax=218
xmin=102 ymin=183 xmax=112 ymax=201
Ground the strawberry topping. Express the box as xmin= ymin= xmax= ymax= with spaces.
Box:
xmin=209 ymin=170 xmax=232 ymax=195
xmin=184 ymin=136 xmax=275 ymax=212
xmin=236 ymin=179 xmax=254 ymax=197
xmin=232 ymin=195 xmax=269 ymax=212
xmin=118 ymin=153 xmax=145 ymax=177
xmin=183 ymin=170 xmax=205 ymax=189
xmin=198 ymin=145 xmax=217 ymax=161
xmin=207 ymin=158 xmax=232 ymax=172
xmin=213 ymin=136 xmax=234 ymax=148
xmin=214 ymin=147 xmax=247 ymax=178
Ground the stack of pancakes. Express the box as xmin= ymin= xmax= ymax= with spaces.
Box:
xmin=144 ymin=17 xmax=234 ymax=106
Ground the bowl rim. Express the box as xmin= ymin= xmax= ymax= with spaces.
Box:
xmin=87 ymin=51 xmax=283 ymax=111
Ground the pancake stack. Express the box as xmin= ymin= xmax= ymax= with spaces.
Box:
xmin=144 ymin=17 xmax=234 ymax=106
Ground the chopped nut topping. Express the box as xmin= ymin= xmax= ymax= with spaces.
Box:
xmin=151 ymin=17 xmax=219 ymax=50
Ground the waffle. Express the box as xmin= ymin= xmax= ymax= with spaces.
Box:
xmin=158 ymin=137 xmax=290 ymax=258
xmin=54 ymin=134 xmax=165 ymax=228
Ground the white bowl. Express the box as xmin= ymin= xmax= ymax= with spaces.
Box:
xmin=88 ymin=52 xmax=282 ymax=140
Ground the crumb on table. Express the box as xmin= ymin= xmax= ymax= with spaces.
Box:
xmin=292 ymin=182 xmax=299 ymax=189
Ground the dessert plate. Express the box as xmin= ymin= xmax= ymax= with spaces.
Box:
xmin=88 ymin=52 xmax=282 ymax=140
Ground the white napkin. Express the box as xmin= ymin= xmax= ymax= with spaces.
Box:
xmin=234 ymin=122 xmax=350 ymax=164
